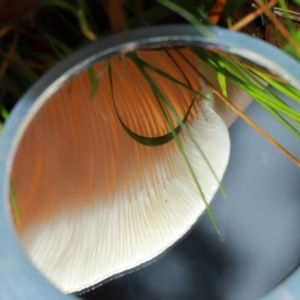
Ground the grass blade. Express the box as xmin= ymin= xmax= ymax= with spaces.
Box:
xmin=193 ymin=48 xmax=300 ymax=133
xmin=128 ymin=51 xmax=220 ymax=232
xmin=10 ymin=180 xmax=20 ymax=225
xmin=217 ymin=70 xmax=227 ymax=97
xmin=185 ymin=49 xmax=300 ymax=167
xmin=108 ymin=59 xmax=198 ymax=146
xmin=156 ymin=0 xmax=210 ymax=35
xmin=130 ymin=51 xmax=227 ymax=197
xmin=77 ymin=0 xmax=97 ymax=41
xmin=88 ymin=60 xmax=110 ymax=98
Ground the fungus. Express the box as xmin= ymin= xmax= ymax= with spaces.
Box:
xmin=11 ymin=49 xmax=230 ymax=293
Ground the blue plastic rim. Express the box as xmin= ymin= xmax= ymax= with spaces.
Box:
xmin=1 ymin=25 xmax=300 ymax=300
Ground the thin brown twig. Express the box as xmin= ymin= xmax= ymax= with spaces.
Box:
xmin=230 ymin=0 xmax=278 ymax=31
xmin=0 ymin=47 xmax=22 ymax=68
xmin=176 ymin=49 xmax=300 ymax=167
xmin=209 ymin=0 xmax=227 ymax=24
xmin=14 ymin=28 xmax=42 ymax=40
xmin=213 ymin=90 xmax=300 ymax=167
xmin=0 ymin=31 xmax=19 ymax=80
xmin=100 ymin=0 xmax=108 ymax=12
xmin=0 ymin=46 xmax=37 ymax=79
xmin=105 ymin=0 xmax=126 ymax=33
xmin=52 ymin=7 xmax=83 ymax=38
xmin=24 ymin=61 xmax=48 ymax=71
xmin=133 ymin=0 xmax=145 ymax=12
xmin=0 ymin=25 xmax=14 ymax=38
xmin=252 ymin=3 xmax=300 ymax=23
xmin=255 ymin=0 xmax=300 ymax=56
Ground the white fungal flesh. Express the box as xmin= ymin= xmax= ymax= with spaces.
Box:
xmin=19 ymin=101 xmax=229 ymax=293
xmin=13 ymin=50 xmax=230 ymax=294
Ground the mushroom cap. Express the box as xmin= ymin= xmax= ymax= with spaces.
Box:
xmin=12 ymin=49 xmax=230 ymax=293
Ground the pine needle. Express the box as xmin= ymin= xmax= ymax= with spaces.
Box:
xmin=230 ymin=0 xmax=278 ymax=31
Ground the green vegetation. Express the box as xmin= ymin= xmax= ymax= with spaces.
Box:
xmin=3 ymin=0 xmax=300 ymax=227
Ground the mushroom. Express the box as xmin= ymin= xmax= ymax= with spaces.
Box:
xmin=12 ymin=48 xmax=231 ymax=293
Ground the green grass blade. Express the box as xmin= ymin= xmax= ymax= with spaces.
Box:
xmin=0 ymin=103 xmax=9 ymax=120
xmin=133 ymin=53 xmax=212 ymax=102
xmin=42 ymin=34 xmax=72 ymax=59
xmin=137 ymin=56 xmax=197 ymax=90
xmin=88 ymin=60 xmax=110 ymax=98
xmin=278 ymin=0 xmax=296 ymax=36
xmin=156 ymin=0 xmax=210 ymax=35
xmin=253 ymin=71 xmax=300 ymax=104
xmin=35 ymin=0 xmax=78 ymax=15
xmin=217 ymin=71 xmax=227 ymax=97
xmin=254 ymin=99 xmax=300 ymax=139
xmin=193 ymin=48 xmax=300 ymax=132
xmin=129 ymin=51 xmax=226 ymax=196
xmin=129 ymin=52 xmax=220 ymax=232
xmin=77 ymin=0 xmax=97 ymax=41
xmin=109 ymin=63 xmax=199 ymax=146
xmin=225 ymin=58 xmax=300 ymax=123
xmin=10 ymin=180 xmax=20 ymax=225
xmin=108 ymin=57 xmax=200 ymax=146
xmin=128 ymin=0 xmax=202 ymax=28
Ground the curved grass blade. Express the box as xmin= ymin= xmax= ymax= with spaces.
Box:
xmin=135 ymin=56 xmax=201 ymax=95
xmin=128 ymin=52 xmax=220 ymax=232
xmin=128 ymin=51 xmax=226 ymax=196
xmin=164 ymin=49 xmax=227 ymax=196
xmin=129 ymin=51 xmax=226 ymax=197
xmin=108 ymin=60 xmax=198 ymax=146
